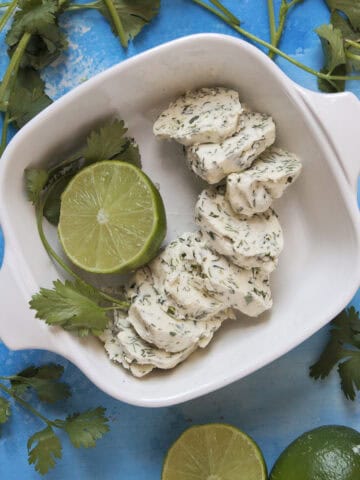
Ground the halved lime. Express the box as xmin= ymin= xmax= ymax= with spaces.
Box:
xmin=58 ymin=161 xmax=166 ymax=274
xmin=162 ymin=423 xmax=267 ymax=480
xmin=270 ymin=425 xmax=360 ymax=480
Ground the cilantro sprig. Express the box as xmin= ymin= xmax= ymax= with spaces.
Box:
xmin=191 ymin=0 xmax=360 ymax=91
xmin=25 ymin=120 xmax=135 ymax=336
xmin=0 ymin=0 xmax=160 ymax=156
xmin=310 ymin=307 xmax=360 ymax=400
xmin=0 ymin=363 xmax=110 ymax=475
xmin=0 ymin=0 xmax=65 ymax=155
xmin=315 ymin=1 xmax=360 ymax=92
xmin=67 ymin=0 xmax=160 ymax=48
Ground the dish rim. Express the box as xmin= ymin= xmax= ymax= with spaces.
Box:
xmin=0 ymin=33 xmax=359 ymax=407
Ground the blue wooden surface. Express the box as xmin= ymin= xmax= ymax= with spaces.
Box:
xmin=0 ymin=1 xmax=359 ymax=478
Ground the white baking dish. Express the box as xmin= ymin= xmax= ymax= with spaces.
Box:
xmin=0 ymin=34 xmax=359 ymax=407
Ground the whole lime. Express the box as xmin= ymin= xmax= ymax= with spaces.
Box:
xmin=270 ymin=425 xmax=360 ymax=480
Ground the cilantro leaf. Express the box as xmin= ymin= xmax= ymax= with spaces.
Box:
xmin=24 ymin=167 xmax=49 ymax=204
xmin=43 ymin=175 xmax=71 ymax=225
xmin=326 ymin=0 xmax=360 ymax=31
xmin=316 ymin=23 xmax=347 ymax=92
xmin=97 ymin=0 xmax=160 ymax=47
xmin=10 ymin=364 xmax=71 ymax=403
xmin=82 ymin=119 xmax=128 ymax=163
xmin=28 ymin=426 xmax=62 ymax=475
xmin=0 ymin=397 xmax=11 ymax=425
xmin=7 ymin=0 xmax=58 ymax=44
xmin=29 ymin=279 xmax=109 ymax=336
xmin=338 ymin=356 xmax=360 ymax=401
xmin=64 ymin=407 xmax=109 ymax=448
xmin=116 ymin=138 xmax=141 ymax=167
xmin=330 ymin=12 xmax=360 ymax=72
xmin=8 ymin=68 xmax=52 ymax=128
xmin=6 ymin=0 xmax=67 ymax=70
xmin=331 ymin=11 xmax=358 ymax=40
xmin=19 ymin=23 xmax=67 ymax=70
xmin=310 ymin=307 xmax=360 ymax=400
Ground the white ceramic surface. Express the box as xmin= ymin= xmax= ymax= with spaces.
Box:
xmin=0 ymin=34 xmax=359 ymax=407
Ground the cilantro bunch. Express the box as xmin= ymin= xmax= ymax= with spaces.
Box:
xmin=310 ymin=307 xmax=360 ymax=401
xmin=0 ymin=363 xmax=109 ymax=475
xmin=0 ymin=0 xmax=160 ymax=155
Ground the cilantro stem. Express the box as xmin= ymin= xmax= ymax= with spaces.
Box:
xmin=67 ymin=1 xmax=128 ymax=47
xmin=47 ymin=151 xmax=83 ymax=177
xmin=0 ymin=0 xmax=16 ymax=34
xmin=66 ymin=2 xmax=99 ymax=11
xmin=346 ymin=51 xmax=360 ymax=63
xmin=0 ymin=382 xmax=55 ymax=427
xmin=0 ymin=110 xmax=9 ymax=156
xmin=268 ymin=0 xmax=303 ymax=59
xmin=267 ymin=0 xmax=277 ymax=55
xmin=0 ymin=32 xmax=31 ymax=109
xmin=36 ymin=193 xmax=129 ymax=310
xmin=191 ymin=0 xmax=360 ymax=82
xmin=102 ymin=0 xmax=127 ymax=48
xmin=209 ymin=0 xmax=240 ymax=25
xmin=345 ymin=39 xmax=360 ymax=51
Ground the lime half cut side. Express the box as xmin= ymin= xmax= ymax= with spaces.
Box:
xmin=162 ymin=423 xmax=267 ymax=480
xmin=58 ymin=161 xmax=166 ymax=274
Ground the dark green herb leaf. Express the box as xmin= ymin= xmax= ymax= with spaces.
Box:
xmin=97 ymin=0 xmax=160 ymax=47
xmin=9 ymin=68 xmax=52 ymax=128
xmin=24 ymin=167 xmax=48 ymax=204
xmin=326 ymin=0 xmax=360 ymax=31
xmin=43 ymin=175 xmax=71 ymax=225
xmin=12 ymin=363 xmax=64 ymax=389
xmin=64 ymin=407 xmax=109 ymax=448
xmin=82 ymin=119 xmax=128 ymax=163
xmin=0 ymin=397 xmax=11 ymax=425
xmin=331 ymin=11 xmax=358 ymax=39
xmin=27 ymin=426 xmax=62 ymax=475
xmin=6 ymin=0 xmax=57 ymax=46
xmin=116 ymin=138 xmax=141 ymax=167
xmin=316 ymin=23 xmax=346 ymax=73
xmin=10 ymin=363 xmax=71 ymax=403
xmin=330 ymin=12 xmax=360 ymax=72
xmin=310 ymin=307 xmax=360 ymax=400
xmin=29 ymin=280 xmax=109 ymax=336
xmin=338 ymin=356 xmax=360 ymax=401
xmin=316 ymin=23 xmax=347 ymax=92
xmin=6 ymin=0 xmax=68 ymax=70
xmin=19 ymin=25 xmax=67 ymax=70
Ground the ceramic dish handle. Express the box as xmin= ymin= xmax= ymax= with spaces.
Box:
xmin=0 ymin=243 xmax=51 ymax=350
xmin=296 ymin=86 xmax=360 ymax=195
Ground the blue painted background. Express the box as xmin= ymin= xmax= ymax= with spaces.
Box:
xmin=0 ymin=1 xmax=359 ymax=478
